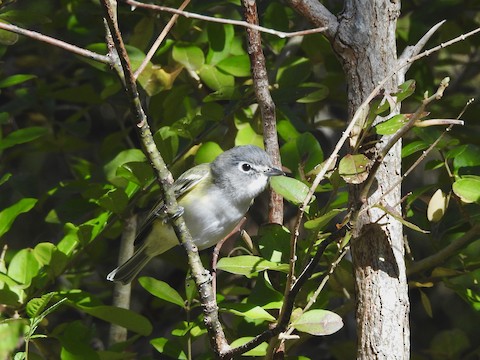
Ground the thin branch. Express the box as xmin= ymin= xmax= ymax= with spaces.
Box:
xmin=242 ymin=0 xmax=283 ymax=223
xmin=0 ymin=22 xmax=110 ymax=64
xmin=407 ymin=225 xmax=480 ymax=276
xmin=134 ymin=0 xmax=191 ymax=79
xmin=397 ymin=20 xmax=446 ymax=76
xmin=408 ymin=26 xmax=480 ymax=64
xmin=285 ymin=0 xmax=339 ymax=41
xmin=99 ymin=0 xmax=230 ymax=356
xmin=123 ymin=0 xmax=327 ymax=38
xmin=359 ymin=77 xmax=451 ymax=203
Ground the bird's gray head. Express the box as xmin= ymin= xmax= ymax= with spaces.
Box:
xmin=211 ymin=145 xmax=284 ymax=200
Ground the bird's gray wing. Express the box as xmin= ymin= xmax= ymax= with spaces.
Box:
xmin=134 ymin=163 xmax=211 ymax=243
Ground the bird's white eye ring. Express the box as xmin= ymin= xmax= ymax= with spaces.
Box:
xmin=241 ymin=163 xmax=252 ymax=172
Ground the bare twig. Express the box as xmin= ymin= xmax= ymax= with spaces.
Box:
xmin=0 ymin=22 xmax=110 ymax=64
xmin=407 ymin=225 xmax=480 ymax=276
xmin=100 ymin=0 xmax=230 ymax=356
xmin=123 ymin=0 xmax=327 ymax=38
xmin=397 ymin=20 xmax=446 ymax=76
xmin=133 ymin=0 xmax=191 ymax=79
xmin=242 ymin=0 xmax=283 ymax=223
xmin=285 ymin=0 xmax=339 ymax=41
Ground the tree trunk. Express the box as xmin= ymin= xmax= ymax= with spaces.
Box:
xmin=335 ymin=1 xmax=410 ymax=359
xmin=287 ymin=0 xmax=410 ymax=358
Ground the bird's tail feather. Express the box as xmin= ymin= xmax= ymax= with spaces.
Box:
xmin=107 ymin=243 xmax=153 ymax=285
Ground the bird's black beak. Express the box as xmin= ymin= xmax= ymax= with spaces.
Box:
xmin=265 ymin=167 xmax=285 ymax=177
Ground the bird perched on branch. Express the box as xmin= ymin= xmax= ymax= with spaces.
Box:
xmin=107 ymin=145 xmax=284 ymax=284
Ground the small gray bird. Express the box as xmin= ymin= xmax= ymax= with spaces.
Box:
xmin=107 ymin=145 xmax=284 ymax=284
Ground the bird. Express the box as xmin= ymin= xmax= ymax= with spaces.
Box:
xmin=107 ymin=145 xmax=284 ymax=284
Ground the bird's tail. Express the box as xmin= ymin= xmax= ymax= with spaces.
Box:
xmin=107 ymin=242 xmax=153 ymax=285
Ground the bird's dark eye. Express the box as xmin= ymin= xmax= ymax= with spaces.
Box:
xmin=241 ymin=163 xmax=252 ymax=172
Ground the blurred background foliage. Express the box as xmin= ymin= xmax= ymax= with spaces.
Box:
xmin=0 ymin=0 xmax=479 ymax=359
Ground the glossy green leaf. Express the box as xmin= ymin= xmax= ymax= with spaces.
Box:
xmin=270 ymin=176 xmax=310 ymax=206
xmin=452 ymin=144 xmax=480 ymax=171
xmin=138 ymin=277 xmax=185 ymax=308
xmin=374 ymin=114 xmax=408 ymax=135
xmin=26 ymin=292 xmax=56 ymax=318
xmin=78 ymin=305 xmax=152 ymax=336
xmin=395 ymin=79 xmax=416 ymax=102
xmin=296 ymin=84 xmax=329 ymax=103
xmin=117 ymin=161 xmax=154 ymax=186
xmin=103 ymin=149 xmax=146 ymax=186
xmin=402 ymin=140 xmax=428 ymax=158
xmin=7 ymin=248 xmax=41 ymax=286
xmin=452 ymin=176 xmax=480 ymax=204
xmin=195 ymin=142 xmax=223 ymax=164
xmin=172 ymin=44 xmax=205 ymax=71
xmin=280 ymin=132 xmax=323 ymax=176
xmin=206 ymin=23 xmax=234 ymax=65
xmin=216 ymin=55 xmax=251 ymax=77
xmin=0 ymin=74 xmax=36 ymax=88
xmin=292 ymin=309 xmax=343 ymax=336
xmin=338 ymin=154 xmax=369 ymax=184
xmin=221 ymin=303 xmax=276 ymax=322
xmin=234 ymin=121 xmax=264 ymax=148
xmin=217 ymin=255 xmax=289 ymax=278
xmin=230 ymin=337 xmax=268 ymax=357
xmin=199 ymin=64 xmax=234 ymax=91
xmin=0 ymin=198 xmax=37 ymax=237
xmin=276 ymin=57 xmax=311 ymax=88
xmin=151 ymin=337 xmax=187 ymax=359
xmin=277 ymin=119 xmax=301 ymax=142
xmin=0 ymin=127 xmax=48 ymax=150
xmin=304 ymin=208 xmax=347 ymax=230
xmin=0 ymin=172 xmax=11 ymax=186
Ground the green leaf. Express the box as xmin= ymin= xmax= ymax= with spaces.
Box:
xmin=216 ymin=55 xmax=251 ymax=77
xmin=0 ymin=127 xmax=48 ymax=150
xmin=230 ymin=337 xmax=268 ymax=357
xmin=95 ymin=188 xmax=129 ymax=215
xmin=375 ymin=204 xmax=429 ymax=233
xmin=419 ymin=290 xmax=433 ymax=318
xmin=0 ymin=172 xmax=12 ymax=186
xmin=296 ymin=84 xmax=329 ymax=103
xmin=270 ymin=176 xmax=310 ymax=206
xmin=304 ymin=208 xmax=347 ymax=230
xmin=402 ymin=140 xmax=428 ymax=158
xmin=206 ymin=23 xmax=234 ymax=65
xmin=452 ymin=144 xmax=480 ymax=171
xmin=0 ymin=20 xmax=18 ymax=45
xmin=217 ymin=255 xmax=289 ymax=278
xmin=26 ymin=293 xmax=55 ymax=318
xmin=338 ymin=154 xmax=370 ymax=184
xmin=280 ymin=132 xmax=323 ymax=176
xmin=0 ymin=74 xmax=36 ymax=88
xmin=77 ymin=305 xmax=152 ymax=336
xmin=117 ymin=161 xmax=154 ymax=187
xmin=277 ymin=119 xmax=301 ymax=142
xmin=374 ymin=114 xmax=408 ymax=135
xmin=198 ymin=64 xmax=234 ymax=91
xmin=138 ymin=277 xmax=185 ymax=308
xmin=7 ymin=248 xmax=41 ymax=286
xmin=195 ymin=142 xmax=223 ymax=164
xmin=292 ymin=309 xmax=343 ymax=336
xmin=0 ymin=198 xmax=37 ymax=237
xmin=220 ymin=303 xmax=276 ymax=322
xmin=452 ymin=176 xmax=480 ymax=203
xmin=151 ymin=337 xmax=187 ymax=359
xmin=172 ymin=44 xmax=205 ymax=71
xmin=395 ymin=79 xmax=416 ymax=102
xmin=103 ymin=149 xmax=146 ymax=186
xmin=276 ymin=57 xmax=311 ymax=88
xmin=234 ymin=121 xmax=264 ymax=148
